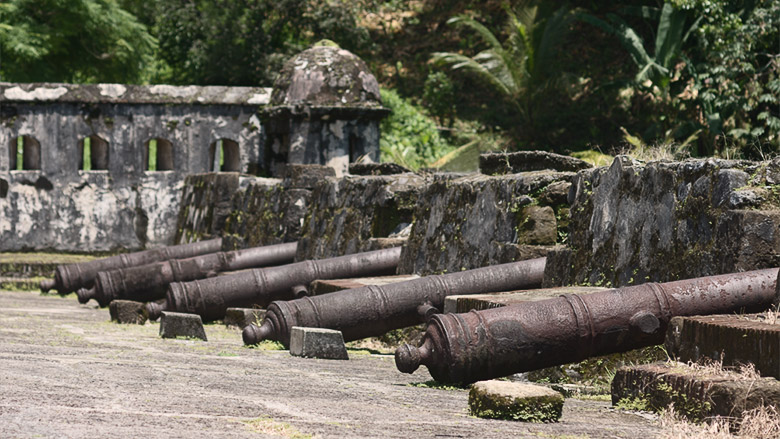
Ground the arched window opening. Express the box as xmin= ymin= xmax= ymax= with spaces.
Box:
xmin=208 ymin=139 xmax=240 ymax=172
xmin=9 ymin=135 xmax=41 ymax=170
xmin=79 ymin=135 xmax=109 ymax=171
xmin=145 ymin=138 xmax=174 ymax=171
xmin=349 ymin=133 xmax=359 ymax=163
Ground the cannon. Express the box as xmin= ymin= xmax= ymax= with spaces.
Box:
xmin=40 ymin=238 xmax=223 ymax=295
xmin=78 ymin=242 xmax=299 ymax=307
xmin=395 ymin=268 xmax=780 ymax=385
xmin=242 ymin=257 xmax=547 ymax=347
xmin=146 ymin=247 xmax=404 ymax=322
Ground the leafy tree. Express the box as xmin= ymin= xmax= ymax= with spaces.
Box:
xmin=0 ymin=0 xmax=157 ymax=83
xmin=580 ymin=1 xmax=779 ymax=155
xmin=430 ymin=3 xmax=577 ymax=147
xmin=578 ymin=4 xmax=702 ymax=145
xmin=152 ymin=0 xmax=370 ymax=86
xmin=678 ymin=0 xmax=779 ymax=154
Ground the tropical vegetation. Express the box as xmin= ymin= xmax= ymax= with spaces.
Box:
xmin=0 ymin=0 xmax=777 ymax=166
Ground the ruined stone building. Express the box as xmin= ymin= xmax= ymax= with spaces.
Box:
xmin=0 ymin=45 xmax=386 ymax=252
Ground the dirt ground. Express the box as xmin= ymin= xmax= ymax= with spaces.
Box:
xmin=0 ymin=290 xmax=664 ymax=438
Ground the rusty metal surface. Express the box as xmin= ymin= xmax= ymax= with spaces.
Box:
xmin=80 ymin=242 xmax=298 ymax=307
xmin=395 ymin=268 xmax=779 ymax=384
xmin=147 ymin=247 xmax=403 ymax=322
xmin=41 ymin=239 xmax=223 ymax=294
xmin=242 ymin=257 xmax=547 ymax=347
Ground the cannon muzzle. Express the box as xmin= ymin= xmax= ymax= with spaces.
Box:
xmin=243 ymin=257 xmax=547 ymax=347
xmin=396 ymin=268 xmax=780 ymax=385
xmin=76 ymin=288 xmax=93 ymax=304
xmin=39 ymin=279 xmax=57 ymax=293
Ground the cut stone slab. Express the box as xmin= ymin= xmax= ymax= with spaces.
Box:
xmin=366 ymin=237 xmax=408 ymax=251
xmin=349 ymin=162 xmax=411 ymax=176
xmin=310 ymin=275 xmax=419 ymax=296
xmin=109 ymin=300 xmax=148 ymax=325
xmin=480 ymin=151 xmax=592 ymax=175
xmin=289 ymin=326 xmax=348 ymax=360
xmin=224 ymin=307 xmax=266 ymax=329
xmin=443 ymin=286 xmax=607 ymax=314
xmin=283 ymin=164 xmax=336 ymax=188
xmin=469 ymin=380 xmax=564 ymax=422
xmin=665 ymin=314 xmax=780 ymax=379
xmin=159 ymin=311 xmax=207 ymax=341
xmin=611 ymin=362 xmax=780 ymax=423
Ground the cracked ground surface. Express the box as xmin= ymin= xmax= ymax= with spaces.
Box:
xmin=0 ymin=290 xmax=663 ymax=438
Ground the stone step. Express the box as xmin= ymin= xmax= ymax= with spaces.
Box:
xmin=0 ymin=276 xmax=47 ymax=291
xmin=611 ymin=362 xmax=780 ymax=423
xmin=665 ymin=314 xmax=780 ymax=379
xmin=310 ymin=274 xmax=420 ymax=295
xmin=0 ymin=252 xmax=98 ymax=278
xmin=443 ymin=286 xmax=607 ymax=314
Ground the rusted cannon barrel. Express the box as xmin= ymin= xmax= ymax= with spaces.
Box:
xmin=78 ymin=242 xmax=299 ymax=307
xmin=40 ymin=238 xmax=223 ymax=295
xmin=146 ymin=247 xmax=403 ymax=322
xmin=242 ymin=258 xmax=547 ymax=347
xmin=395 ymin=268 xmax=780 ymax=385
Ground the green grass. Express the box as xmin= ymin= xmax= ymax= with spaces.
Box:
xmin=408 ymin=380 xmax=467 ymax=391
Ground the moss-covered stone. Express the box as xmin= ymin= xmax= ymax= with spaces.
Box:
xmin=295 ymin=173 xmax=424 ymax=260
xmin=554 ymin=156 xmax=780 ymax=288
xmin=468 ymin=380 xmax=564 ymax=422
xmin=399 ymin=171 xmax=574 ymax=275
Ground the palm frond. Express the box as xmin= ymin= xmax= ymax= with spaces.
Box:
xmin=431 ymin=52 xmax=515 ymax=97
xmin=446 ymin=16 xmax=503 ymax=51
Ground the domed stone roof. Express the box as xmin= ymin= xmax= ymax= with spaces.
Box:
xmin=269 ymin=44 xmax=383 ymax=109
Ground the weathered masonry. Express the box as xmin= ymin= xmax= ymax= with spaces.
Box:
xmin=0 ymin=44 xmax=390 ymax=252
xmin=0 ymin=82 xmax=270 ymax=251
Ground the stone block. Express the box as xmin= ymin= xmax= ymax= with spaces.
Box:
xmin=612 ymin=362 xmax=780 ymax=423
xmin=109 ymin=300 xmax=148 ymax=325
xmin=479 ymin=151 xmax=591 ymax=175
xmin=224 ymin=308 xmax=266 ymax=329
xmin=310 ymin=275 xmax=420 ymax=296
xmin=443 ymin=286 xmax=607 ymax=314
xmin=159 ymin=311 xmax=207 ymax=341
xmin=349 ymin=162 xmax=411 ymax=176
xmin=468 ymin=380 xmax=564 ymax=422
xmin=665 ymin=314 xmax=780 ymax=379
xmin=289 ymin=326 xmax=348 ymax=360
xmin=283 ymin=164 xmax=336 ymax=189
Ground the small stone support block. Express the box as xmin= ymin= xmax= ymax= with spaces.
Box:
xmin=109 ymin=300 xmax=148 ymax=325
xmin=468 ymin=380 xmax=564 ymax=422
xmin=159 ymin=311 xmax=207 ymax=341
xmin=289 ymin=326 xmax=348 ymax=360
xmin=665 ymin=314 xmax=780 ymax=379
xmin=224 ymin=307 xmax=266 ymax=329
xmin=612 ymin=362 xmax=780 ymax=423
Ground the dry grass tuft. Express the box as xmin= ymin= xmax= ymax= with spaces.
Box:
xmin=659 ymin=404 xmax=780 ymax=439
xmin=242 ymin=417 xmax=311 ymax=438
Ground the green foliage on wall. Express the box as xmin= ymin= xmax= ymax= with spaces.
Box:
xmin=379 ymin=88 xmax=454 ymax=170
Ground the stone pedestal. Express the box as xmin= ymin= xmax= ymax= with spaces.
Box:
xmin=289 ymin=327 xmax=348 ymax=360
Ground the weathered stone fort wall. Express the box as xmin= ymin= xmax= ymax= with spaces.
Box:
xmin=176 ymin=155 xmax=780 ymax=284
